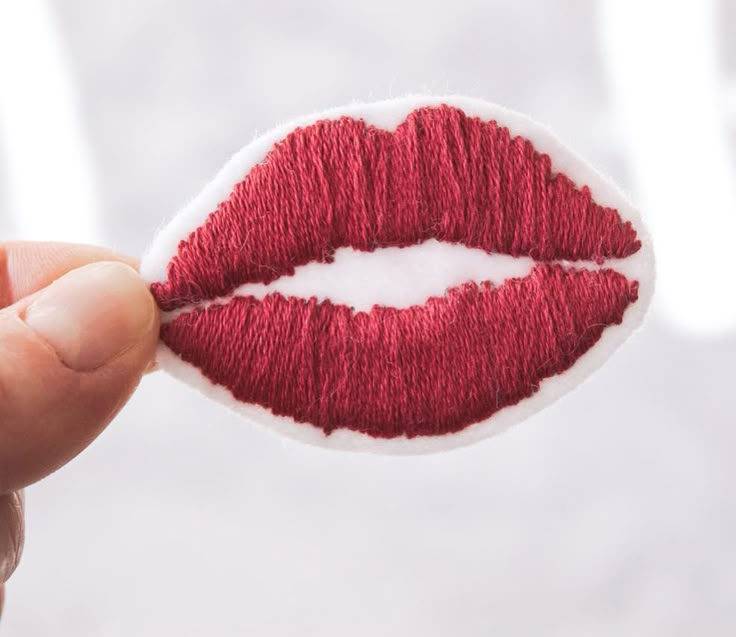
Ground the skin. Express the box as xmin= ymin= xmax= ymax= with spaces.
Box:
xmin=0 ymin=241 xmax=159 ymax=619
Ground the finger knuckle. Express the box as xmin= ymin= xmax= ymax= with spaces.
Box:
xmin=0 ymin=491 xmax=24 ymax=583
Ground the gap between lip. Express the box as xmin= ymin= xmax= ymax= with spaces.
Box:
xmin=159 ymin=239 xmax=635 ymax=324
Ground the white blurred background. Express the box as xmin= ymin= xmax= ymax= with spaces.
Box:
xmin=1 ymin=1 xmax=735 ymax=634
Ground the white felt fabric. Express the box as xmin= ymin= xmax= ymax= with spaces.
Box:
xmin=141 ymin=95 xmax=656 ymax=455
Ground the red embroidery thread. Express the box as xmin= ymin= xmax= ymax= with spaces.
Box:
xmin=153 ymin=105 xmax=642 ymax=439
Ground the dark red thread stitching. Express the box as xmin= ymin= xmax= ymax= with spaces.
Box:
xmin=153 ymin=104 xmax=642 ymax=438
xmin=152 ymin=105 xmax=640 ymax=311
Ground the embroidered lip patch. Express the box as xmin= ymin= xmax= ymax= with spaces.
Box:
xmin=141 ymin=96 xmax=655 ymax=454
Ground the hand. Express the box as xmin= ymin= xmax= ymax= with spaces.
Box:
xmin=0 ymin=242 xmax=159 ymax=617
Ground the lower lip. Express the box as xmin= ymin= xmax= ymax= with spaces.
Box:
xmin=161 ymin=263 xmax=638 ymax=439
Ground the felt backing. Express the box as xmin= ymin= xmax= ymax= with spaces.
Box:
xmin=141 ymin=95 xmax=655 ymax=454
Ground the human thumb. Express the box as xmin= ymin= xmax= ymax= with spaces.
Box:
xmin=0 ymin=262 xmax=159 ymax=493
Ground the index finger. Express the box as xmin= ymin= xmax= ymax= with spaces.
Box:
xmin=0 ymin=241 xmax=138 ymax=308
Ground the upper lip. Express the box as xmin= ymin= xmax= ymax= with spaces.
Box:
xmin=152 ymin=105 xmax=640 ymax=313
